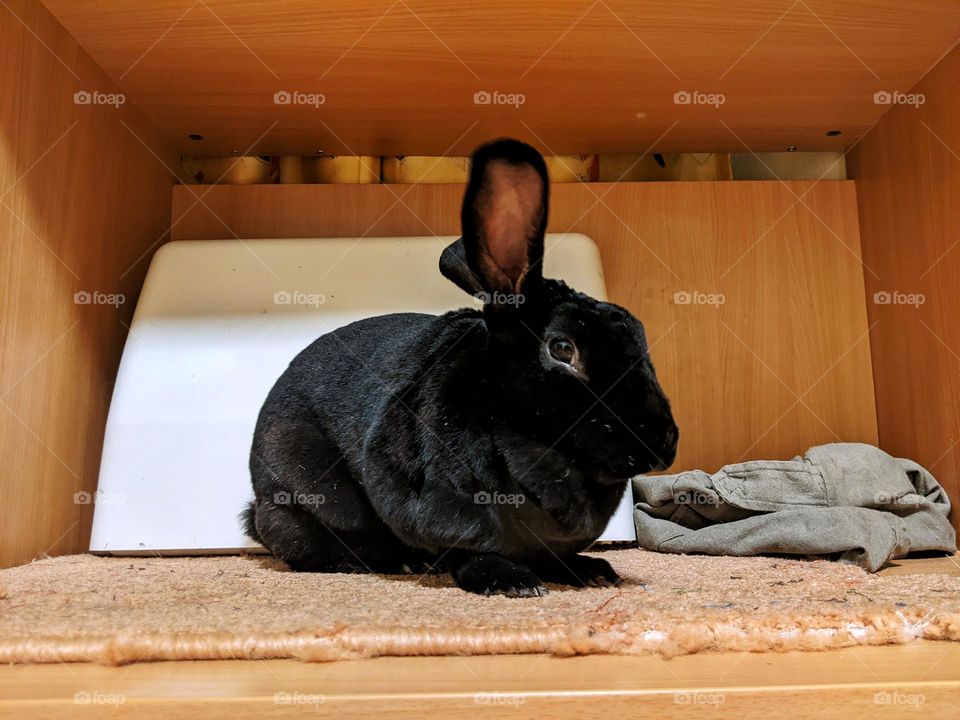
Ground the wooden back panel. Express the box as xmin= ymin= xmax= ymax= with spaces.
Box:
xmin=848 ymin=46 xmax=960 ymax=531
xmin=0 ymin=0 xmax=176 ymax=567
xmin=171 ymin=181 xmax=878 ymax=473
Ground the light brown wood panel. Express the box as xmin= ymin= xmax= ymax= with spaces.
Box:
xmin=38 ymin=0 xmax=960 ymax=156
xmin=0 ymin=658 xmax=956 ymax=720
xmin=0 ymin=0 xmax=176 ymax=568
xmin=171 ymin=181 xmax=879 ymax=474
xmin=848 ymin=46 xmax=960 ymax=532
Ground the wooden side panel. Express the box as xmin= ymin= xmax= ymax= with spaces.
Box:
xmin=0 ymin=0 xmax=176 ymax=567
xmin=848 ymin=46 xmax=960 ymax=531
xmin=171 ymin=181 xmax=878 ymax=475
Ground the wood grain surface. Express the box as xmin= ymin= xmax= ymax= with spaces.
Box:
xmin=0 ymin=0 xmax=177 ymax=567
xmin=37 ymin=0 xmax=960 ymax=156
xmin=848 ymin=45 xmax=960 ymax=532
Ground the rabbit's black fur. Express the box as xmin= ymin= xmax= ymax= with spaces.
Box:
xmin=244 ymin=139 xmax=678 ymax=596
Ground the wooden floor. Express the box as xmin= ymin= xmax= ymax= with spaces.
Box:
xmin=2 ymin=556 xmax=957 ymax=719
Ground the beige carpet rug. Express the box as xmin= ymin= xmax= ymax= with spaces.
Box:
xmin=1 ymin=550 xmax=958 ymax=665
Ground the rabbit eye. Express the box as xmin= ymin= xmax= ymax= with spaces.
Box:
xmin=548 ymin=336 xmax=576 ymax=364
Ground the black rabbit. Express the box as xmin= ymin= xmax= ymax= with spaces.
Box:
xmin=243 ymin=139 xmax=678 ymax=596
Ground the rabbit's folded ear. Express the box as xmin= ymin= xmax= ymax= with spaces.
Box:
xmin=440 ymin=139 xmax=549 ymax=303
xmin=439 ymin=236 xmax=486 ymax=296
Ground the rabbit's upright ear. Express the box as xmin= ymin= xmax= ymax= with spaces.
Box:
xmin=440 ymin=139 xmax=548 ymax=303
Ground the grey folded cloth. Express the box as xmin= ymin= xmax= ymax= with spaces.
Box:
xmin=632 ymin=443 xmax=956 ymax=571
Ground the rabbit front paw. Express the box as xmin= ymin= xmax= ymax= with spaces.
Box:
xmin=448 ymin=552 xmax=548 ymax=597
xmin=534 ymin=554 xmax=623 ymax=588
